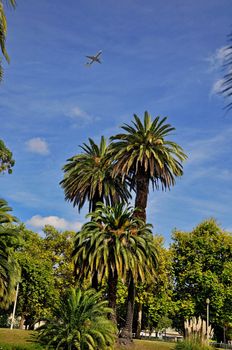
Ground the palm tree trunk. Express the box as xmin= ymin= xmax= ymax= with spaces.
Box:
xmin=134 ymin=168 xmax=149 ymax=221
xmin=120 ymin=272 xmax=135 ymax=340
xmin=136 ymin=301 xmax=143 ymax=338
xmin=108 ymin=267 xmax=118 ymax=325
xmin=91 ymin=271 xmax=98 ymax=290
xmin=91 ymin=197 xmax=102 ymax=290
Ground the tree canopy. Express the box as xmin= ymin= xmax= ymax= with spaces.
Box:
xmin=171 ymin=219 xmax=232 ymax=336
xmin=0 ymin=140 xmax=15 ymax=174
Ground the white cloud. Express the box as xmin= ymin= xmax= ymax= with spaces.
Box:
xmin=26 ymin=215 xmax=82 ymax=231
xmin=67 ymin=106 xmax=100 ymax=126
xmin=26 ymin=137 xmax=50 ymax=155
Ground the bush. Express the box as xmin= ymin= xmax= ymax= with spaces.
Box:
xmin=175 ymin=340 xmax=213 ymax=350
xmin=38 ymin=287 xmax=116 ymax=350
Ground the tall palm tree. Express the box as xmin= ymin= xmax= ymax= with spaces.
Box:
xmin=110 ymin=111 xmax=187 ymax=221
xmin=110 ymin=111 xmax=187 ymax=339
xmin=73 ymin=203 xmax=158 ymax=326
xmin=60 ymin=136 xmax=130 ymax=213
xmin=38 ymin=287 xmax=116 ymax=350
xmin=0 ymin=0 xmax=16 ymax=80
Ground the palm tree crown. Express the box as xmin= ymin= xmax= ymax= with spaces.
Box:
xmin=0 ymin=198 xmax=17 ymax=224
xmin=38 ymin=287 xmax=116 ymax=350
xmin=60 ymin=136 xmax=130 ymax=212
xmin=73 ymin=203 xmax=158 ymax=285
xmin=110 ymin=111 xmax=187 ymax=220
xmin=0 ymin=1 xmax=16 ymax=81
xmin=111 ymin=111 xmax=187 ymax=189
xmin=73 ymin=203 xmax=158 ymax=324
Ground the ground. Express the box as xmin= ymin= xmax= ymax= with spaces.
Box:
xmin=0 ymin=328 xmax=175 ymax=349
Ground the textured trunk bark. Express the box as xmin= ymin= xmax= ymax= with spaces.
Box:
xmin=134 ymin=168 xmax=149 ymax=221
xmin=120 ymin=273 xmax=135 ymax=340
xmin=136 ymin=301 xmax=143 ymax=338
xmin=108 ymin=268 xmax=118 ymax=325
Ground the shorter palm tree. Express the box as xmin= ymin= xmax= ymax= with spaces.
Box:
xmin=0 ymin=225 xmax=20 ymax=308
xmin=38 ymin=287 xmax=116 ymax=350
xmin=73 ymin=203 xmax=158 ymax=325
xmin=60 ymin=136 xmax=130 ymax=213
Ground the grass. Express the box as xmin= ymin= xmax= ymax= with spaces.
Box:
xmin=116 ymin=339 xmax=175 ymax=350
xmin=0 ymin=328 xmax=175 ymax=350
xmin=0 ymin=329 xmax=35 ymax=344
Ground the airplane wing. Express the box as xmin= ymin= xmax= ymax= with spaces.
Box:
xmin=86 ymin=55 xmax=94 ymax=59
xmin=95 ymin=51 xmax=102 ymax=58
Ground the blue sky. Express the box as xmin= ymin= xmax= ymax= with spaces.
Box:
xmin=1 ymin=0 xmax=232 ymax=243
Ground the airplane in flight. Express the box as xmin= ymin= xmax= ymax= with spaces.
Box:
xmin=85 ymin=51 xmax=102 ymax=65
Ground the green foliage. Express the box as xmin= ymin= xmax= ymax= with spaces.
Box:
xmin=42 ymin=225 xmax=76 ymax=295
xmin=135 ymin=236 xmax=175 ymax=333
xmin=0 ymin=1 xmax=15 ymax=80
xmin=171 ymin=219 xmax=232 ymax=333
xmin=15 ymin=226 xmax=58 ymax=328
xmin=0 ymin=221 xmax=20 ymax=308
xmin=74 ymin=203 xmax=158 ymax=284
xmin=38 ymin=287 xmax=116 ymax=350
xmin=0 ymin=140 xmax=15 ymax=174
xmin=110 ymin=111 xmax=187 ymax=190
xmin=60 ymin=136 xmax=130 ymax=212
xmin=0 ymin=199 xmax=17 ymax=224
xmin=175 ymin=340 xmax=212 ymax=350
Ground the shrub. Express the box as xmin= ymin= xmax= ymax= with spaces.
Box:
xmin=38 ymin=287 xmax=116 ymax=350
xmin=175 ymin=340 xmax=213 ymax=350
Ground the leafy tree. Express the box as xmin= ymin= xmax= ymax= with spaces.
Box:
xmin=110 ymin=111 xmax=187 ymax=339
xmin=15 ymin=226 xmax=57 ymax=329
xmin=73 ymin=203 xmax=158 ymax=326
xmin=171 ymin=219 xmax=232 ymax=340
xmin=60 ymin=136 xmax=130 ymax=213
xmin=135 ymin=236 xmax=175 ymax=337
xmin=0 ymin=140 xmax=15 ymax=174
xmin=0 ymin=1 xmax=16 ymax=80
xmin=38 ymin=288 xmax=116 ymax=350
xmin=42 ymin=225 xmax=76 ymax=294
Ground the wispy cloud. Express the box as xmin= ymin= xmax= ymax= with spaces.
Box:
xmin=26 ymin=215 xmax=82 ymax=231
xmin=7 ymin=191 xmax=41 ymax=207
xmin=66 ymin=106 xmax=100 ymax=127
xmin=26 ymin=137 xmax=50 ymax=155
xmin=185 ymin=126 xmax=232 ymax=166
xmin=206 ymin=46 xmax=229 ymax=72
